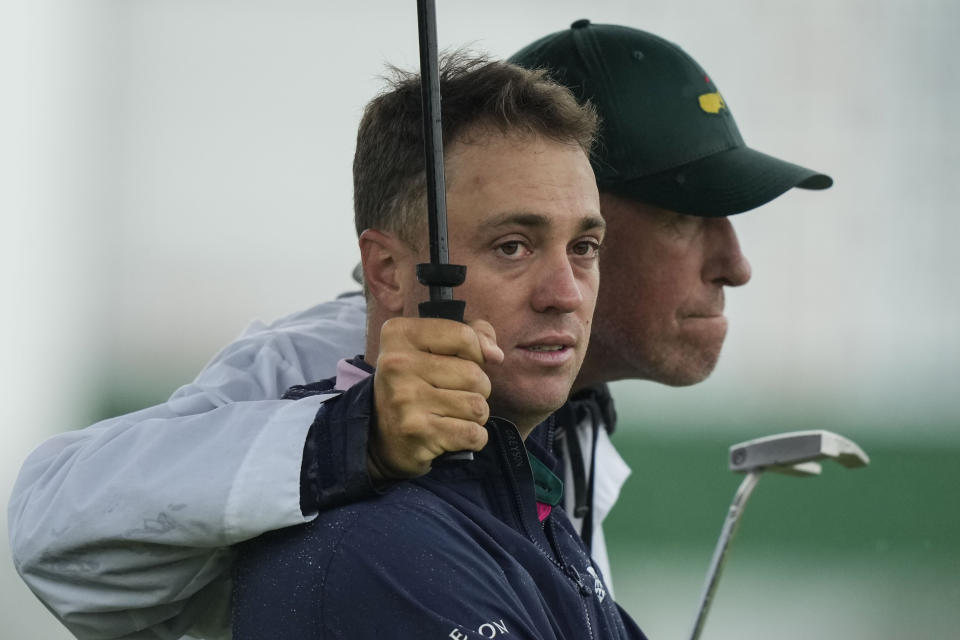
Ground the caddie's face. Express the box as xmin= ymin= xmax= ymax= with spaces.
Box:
xmin=575 ymin=193 xmax=752 ymax=389
xmin=406 ymin=130 xmax=603 ymax=429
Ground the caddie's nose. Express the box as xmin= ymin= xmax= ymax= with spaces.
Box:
xmin=703 ymin=217 xmax=752 ymax=288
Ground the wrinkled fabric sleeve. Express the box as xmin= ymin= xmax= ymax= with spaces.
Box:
xmin=290 ymin=380 xmax=379 ymax=515
xmin=7 ymin=295 xmax=367 ymax=640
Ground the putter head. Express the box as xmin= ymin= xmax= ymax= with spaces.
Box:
xmin=729 ymin=430 xmax=869 ymax=476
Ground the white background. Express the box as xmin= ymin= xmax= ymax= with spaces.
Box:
xmin=3 ymin=1 xmax=958 ymax=638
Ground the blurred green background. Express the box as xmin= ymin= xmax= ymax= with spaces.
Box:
xmin=605 ymin=427 xmax=959 ymax=639
xmin=4 ymin=1 xmax=958 ymax=639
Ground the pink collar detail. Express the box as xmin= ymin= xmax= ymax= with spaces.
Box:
xmin=335 ymin=358 xmax=372 ymax=391
xmin=536 ymin=502 xmax=552 ymax=522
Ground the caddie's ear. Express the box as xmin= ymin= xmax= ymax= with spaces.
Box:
xmin=358 ymin=229 xmax=413 ymax=314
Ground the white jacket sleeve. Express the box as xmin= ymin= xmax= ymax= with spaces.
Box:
xmin=7 ymin=293 xmax=367 ymax=640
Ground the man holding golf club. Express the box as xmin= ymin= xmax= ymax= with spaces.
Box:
xmin=232 ymin=54 xmax=647 ymax=638
xmin=8 ymin=20 xmax=831 ymax=640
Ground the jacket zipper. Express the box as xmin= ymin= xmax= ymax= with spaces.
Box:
xmin=549 ymin=518 xmax=598 ymax=640
xmin=494 ymin=421 xmax=600 ymax=639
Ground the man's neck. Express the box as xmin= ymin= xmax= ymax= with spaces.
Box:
xmin=495 ymin=409 xmax=550 ymax=442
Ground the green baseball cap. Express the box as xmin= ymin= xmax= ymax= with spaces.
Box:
xmin=509 ymin=20 xmax=832 ymax=217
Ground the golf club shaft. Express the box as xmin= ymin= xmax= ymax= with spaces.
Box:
xmin=689 ymin=470 xmax=762 ymax=640
xmin=415 ymin=0 xmax=466 ymax=323
xmin=417 ymin=0 xmax=451 ymax=303
xmin=415 ymin=0 xmax=471 ymax=462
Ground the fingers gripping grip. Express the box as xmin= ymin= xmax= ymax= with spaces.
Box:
xmin=416 ymin=263 xmax=472 ymax=460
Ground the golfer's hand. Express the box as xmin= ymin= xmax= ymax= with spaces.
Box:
xmin=369 ymin=317 xmax=504 ymax=482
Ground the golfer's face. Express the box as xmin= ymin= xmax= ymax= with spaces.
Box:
xmin=437 ymin=130 xmax=602 ymax=426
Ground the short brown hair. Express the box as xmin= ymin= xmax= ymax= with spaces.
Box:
xmin=353 ymin=53 xmax=598 ymax=246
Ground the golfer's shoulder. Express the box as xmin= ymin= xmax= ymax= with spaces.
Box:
xmin=327 ymin=486 xmax=492 ymax=581
xmin=326 ymin=482 xmax=466 ymax=548
xmin=258 ymin=484 xmax=452 ymax=551
xmin=236 ymin=483 xmax=478 ymax=599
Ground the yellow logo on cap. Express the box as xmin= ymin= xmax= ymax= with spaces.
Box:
xmin=698 ymin=92 xmax=726 ymax=114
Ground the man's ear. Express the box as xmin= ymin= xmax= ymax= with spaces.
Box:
xmin=359 ymin=229 xmax=410 ymax=314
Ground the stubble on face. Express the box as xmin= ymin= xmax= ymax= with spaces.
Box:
xmin=575 ymin=193 xmax=751 ymax=389
xmin=432 ymin=130 xmax=603 ymax=433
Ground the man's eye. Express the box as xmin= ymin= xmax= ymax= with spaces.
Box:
xmin=572 ymin=241 xmax=601 ymax=257
xmin=497 ymin=241 xmax=523 ymax=256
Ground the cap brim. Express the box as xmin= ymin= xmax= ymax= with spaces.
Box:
xmin=603 ymin=146 xmax=833 ymax=217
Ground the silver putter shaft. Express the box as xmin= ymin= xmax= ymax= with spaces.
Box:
xmin=688 ymin=430 xmax=869 ymax=640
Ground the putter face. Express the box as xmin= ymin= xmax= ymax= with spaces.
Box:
xmin=729 ymin=430 xmax=870 ymax=474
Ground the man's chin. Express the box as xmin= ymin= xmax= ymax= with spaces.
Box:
xmin=489 ymin=385 xmax=572 ymax=430
xmin=658 ymin=320 xmax=726 ymax=385
xmin=654 ymin=347 xmax=722 ymax=387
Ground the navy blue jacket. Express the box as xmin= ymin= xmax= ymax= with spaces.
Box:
xmin=233 ymin=374 xmax=646 ymax=640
